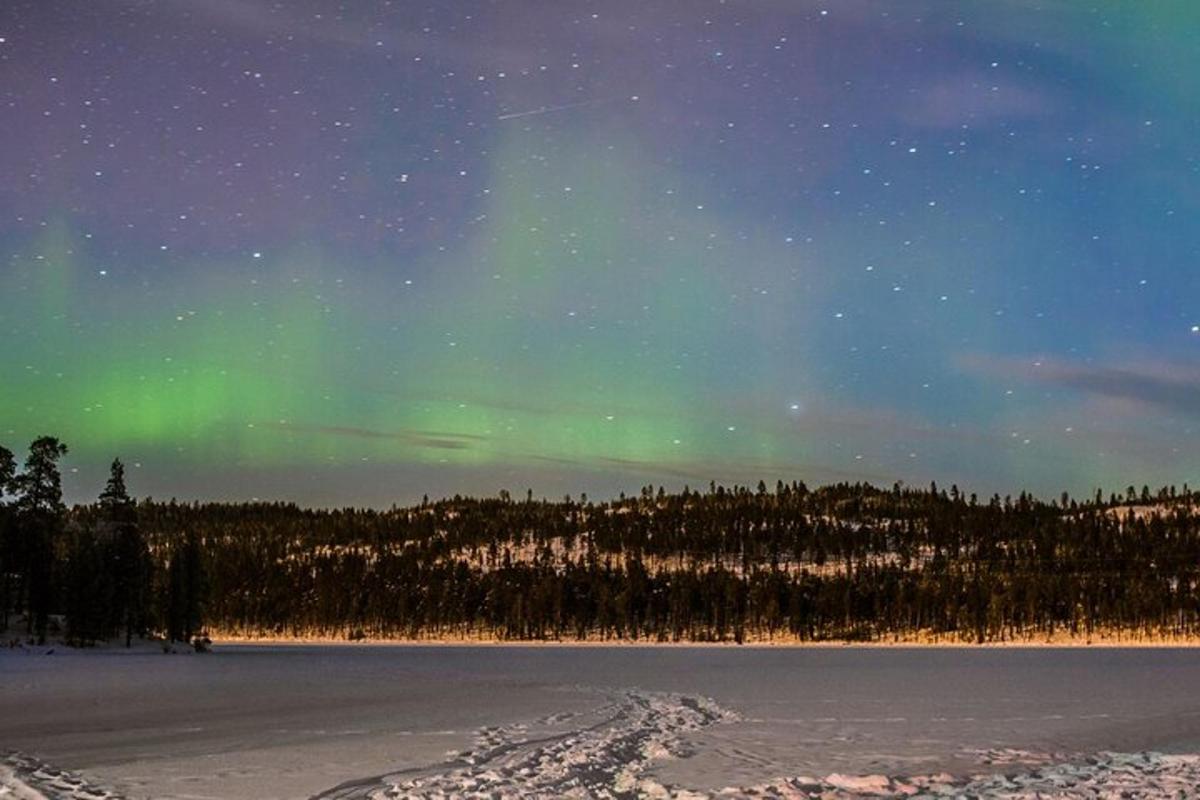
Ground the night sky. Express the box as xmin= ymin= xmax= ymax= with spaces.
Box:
xmin=2 ymin=2 xmax=1198 ymax=506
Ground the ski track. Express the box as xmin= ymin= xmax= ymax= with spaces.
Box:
xmin=311 ymin=689 xmax=737 ymax=799
xmin=0 ymin=752 xmax=122 ymax=800
xmin=6 ymin=698 xmax=1200 ymax=798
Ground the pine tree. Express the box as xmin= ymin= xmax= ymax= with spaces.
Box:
xmin=13 ymin=437 xmax=68 ymax=644
xmin=0 ymin=445 xmax=16 ymax=632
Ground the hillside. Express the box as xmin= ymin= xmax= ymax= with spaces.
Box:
xmin=54 ymin=481 xmax=1200 ymax=645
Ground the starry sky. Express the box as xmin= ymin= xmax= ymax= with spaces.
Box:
xmin=2 ymin=1 xmax=1199 ymax=507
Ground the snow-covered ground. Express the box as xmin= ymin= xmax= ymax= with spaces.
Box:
xmin=3 ymin=645 xmax=1200 ymax=798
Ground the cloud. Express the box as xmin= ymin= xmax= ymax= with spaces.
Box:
xmin=962 ymin=355 xmax=1200 ymax=418
xmin=262 ymin=422 xmax=485 ymax=450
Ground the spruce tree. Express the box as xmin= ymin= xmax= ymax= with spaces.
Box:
xmin=100 ymin=459 xmax=147 ymax=647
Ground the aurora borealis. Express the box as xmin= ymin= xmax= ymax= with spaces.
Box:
xmin=2 ymin=2 xmax=1198 ymax=506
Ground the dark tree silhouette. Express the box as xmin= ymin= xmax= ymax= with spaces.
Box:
xmin=12 ymin=437 xmax=68 ymax=644
xmin=0 ymin=445 xmax=16 ymax=631
xmin=100 ymin=459 xmax=149 ymax=646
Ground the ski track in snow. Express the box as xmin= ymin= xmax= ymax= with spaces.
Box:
xmin=7 ymin=697 xmax=1200 ymax=798
xmin=311 ymin=688 xmax=737 ymax=799
xmin=0 ymin=752 xmax=121 ymax=800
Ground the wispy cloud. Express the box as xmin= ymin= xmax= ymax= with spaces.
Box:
xmin=962 ymin=354 xmax=1200 ymax=418
xmin=262 ymin=422 xmax=486 ymax=450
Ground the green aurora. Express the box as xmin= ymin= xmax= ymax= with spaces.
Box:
xmin=3 ymin=2 xmax=1199 ymax=504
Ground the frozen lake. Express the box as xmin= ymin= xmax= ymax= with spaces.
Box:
xmin=3 ymin=644 xmax=1200 ymax=797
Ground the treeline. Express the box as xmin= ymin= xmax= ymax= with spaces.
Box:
xmin=173 ymin=481 xmax=1200 ymax=643
xmin=4 ymin=435 xmax=1200 ymax=644
xmin=0 ymin=438 xmax=205 ymax=647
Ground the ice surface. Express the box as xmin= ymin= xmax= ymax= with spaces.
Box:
xmin=3 ymin=645 xmax=1200 ymax=798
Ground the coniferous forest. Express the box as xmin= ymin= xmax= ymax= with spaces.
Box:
xmin=3 ymin=436 xmax=1200 ymax=646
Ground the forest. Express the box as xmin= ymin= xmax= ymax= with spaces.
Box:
xmin=3 ymin=435 xmax=1200 ymax=646
xmin=1 ymin=438 xmax=204 ymax=647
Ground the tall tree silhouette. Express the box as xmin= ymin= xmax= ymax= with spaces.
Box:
xmin=13 ymin=437 xmax=68 ymax=644
xmin=100 ymin=459 xmax=148 ymax=646
xmin=0 ymin=445 xmax=16 ymax=631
